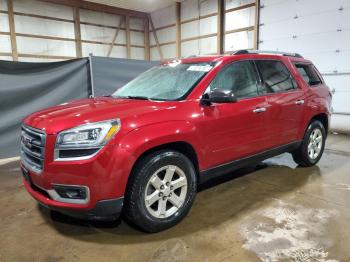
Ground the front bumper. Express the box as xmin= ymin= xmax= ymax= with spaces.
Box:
xmin=23 ymin=177 xmax=124 ymax=221
xmin=20 ymin=124 xmax=136 ymax=221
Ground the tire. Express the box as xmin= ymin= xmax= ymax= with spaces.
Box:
xmin=124 ymin=150 xmax=197 ymax=233
xmin=292 ymin=120 xmax=326 ymax=167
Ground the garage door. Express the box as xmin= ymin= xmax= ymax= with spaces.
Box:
xmin=258 ymin=0 xmax=350 ymax=131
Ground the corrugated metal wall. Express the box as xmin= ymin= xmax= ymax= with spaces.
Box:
xmin=259 ymin=0 xmax=350 ymax=132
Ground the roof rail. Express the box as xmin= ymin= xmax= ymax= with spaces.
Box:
xmin=232 ymin=50 xmax=303 ymax=58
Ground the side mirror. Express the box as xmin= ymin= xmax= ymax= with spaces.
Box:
xmin=200 ymin=89 xmax=237 ymax=106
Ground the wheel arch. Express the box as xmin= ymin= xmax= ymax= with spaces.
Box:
xmin=128 ymin=141 xmax=200 ymax=185
xmin=309 ymin=113 xmax=329 ymax=135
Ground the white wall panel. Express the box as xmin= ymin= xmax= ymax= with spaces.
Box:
xmin=199 ymin=0 xmax=218 ymax=16
xmin=200 ymin=16 xmax=217 ymax=35
xmin=151 ymin=5 xmax=175 ymax=28
xmin=116 ymin=30 xmax=127 ymax=45
xmin=150 ymin=46 xmax=160 ymax=61
xmin=81 ymin=24 xmax=116 ymax=42
xmin=109 ymin=46 xmax=127 ymax=58
xmin=82 ymin=43 xmax=127 ymax=58
xmin=181 ymin=0 xmax=199 ymax=21
xmin=323 ymin=75 xmax=350 ymax=114
xmin=161 ymin=43 xmax=176 ymax=59
xmin=131 ymin=47 xmax=145 ymax=60
xmin=260 ymin=0 xmax=347 ymax=24
xmin=0 ymin=56 xmax=12 ymax=61
xmin=82 ymin=42 xmax=108 ymax=57
xmin=13 ymin=0 xmax=73 ymax=20
xmin=151 ymin=45 xmax=174 ymax=60
xmin=150 ymin=4 xmax=176 ymax=60
xmin=225 ymin=0 xmax=254 ymax=10
xmin=0 ymin=35 xmax=11 ymax=53
xmin=130 ymin=31 xmax=144 ymax=46
xmin=0 ymin=0 xmax=8 ymax=11
xmin=129 ymin=17 xmax=144 ymax=30
xmin=154 ymin=27 xmax=176 ymax=44
xmin=225 ymin=30 xmax=253 ymax=51
xmin=0 ymin=13 xmax=9 ymax=32
xmin=181 ymin=40 xmax=199 ymax=57
xmin=225 ymin=6 xmax=255 ymax=31
xmin=18 ymin=57 xmax=63 ymax=62
xmin=260 ymin=10 xmax=350 ymax=41
xmin=181 ymin=20 xmax=199 ymax=39
xmin=330 ymin=114 xmax=350 ymax=134
xmin=259 ymin=0 xmax=350 ymax=117
xmin=181 ymin=16 xmax=216 ymax=40
xmin=17 ymin=37 xmax=76 ymax=56
xmin=15 ymin=15 xmax=75 ymax=38
xmin=81 ymin=24 xmax=126 ymax=45
xmin=80 ymin=9 xmax=121 ymax=27
xmin=200 ymin=36 xmax=217 ymax=54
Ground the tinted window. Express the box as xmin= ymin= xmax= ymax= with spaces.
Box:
xmin=207 ymin=61 xmax=258 ymax=98
xmin=256 ymin=60 xmax=296 ymax=93
xmin=295 ymin=64 xmax=322 ymax=86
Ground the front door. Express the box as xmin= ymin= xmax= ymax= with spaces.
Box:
xmin=198 ymin=60 xmax=270 ymax=168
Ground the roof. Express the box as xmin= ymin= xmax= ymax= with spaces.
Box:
xmin=175 ymin=50 xmax=309 ymax=64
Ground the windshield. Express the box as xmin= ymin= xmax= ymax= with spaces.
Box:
xmin=112 ymin=62 xmax=214 ymax=101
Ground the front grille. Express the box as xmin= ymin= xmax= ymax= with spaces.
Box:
xmin=21 ymin=125 xmax=46 ymax=174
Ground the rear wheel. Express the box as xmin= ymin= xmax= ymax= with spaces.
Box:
xmin=124 ymin=150 xmax=197 ymax=233
xmin=292 ymin=120 xmax=326 ymax=167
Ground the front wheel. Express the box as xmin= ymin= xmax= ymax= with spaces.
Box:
xmin=292 ymin=120 xmax=326 ymax=167
xmin=124 ymin=150 xmax=197 ymax=233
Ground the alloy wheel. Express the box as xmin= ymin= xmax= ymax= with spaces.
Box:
xmin=308 ymin=128 xmax=323 ymax=160
xmin=144 ymin=165 xmax=188 ymax=218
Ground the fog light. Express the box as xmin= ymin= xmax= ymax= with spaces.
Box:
xmin=53 ymin=185 xmax=87 ymax=200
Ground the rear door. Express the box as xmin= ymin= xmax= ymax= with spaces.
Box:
xmin=255 ymin=59 xmax=306 ymax=148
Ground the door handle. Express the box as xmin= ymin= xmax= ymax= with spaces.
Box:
xmin=295 ymin=99 xmax=305 ymax=105
xmin=253 ymin=107 xmax=267 ymax=113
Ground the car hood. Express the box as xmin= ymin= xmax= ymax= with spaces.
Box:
xmin=24 ymin=97 xmax=177 ymax=134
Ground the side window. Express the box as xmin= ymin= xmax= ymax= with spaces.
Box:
xmin=207 ymin=61 xmax=259 ymax=99
xmin=295 ymin=64 xmax=322 ymax=86
xmin=256 ymin=60 xmax=296 ymax=94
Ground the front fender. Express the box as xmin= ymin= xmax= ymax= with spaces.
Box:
xmin=118 ymin=121 xmax=204 ymax=168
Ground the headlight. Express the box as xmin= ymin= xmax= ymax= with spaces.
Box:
xmin=54 ymin=119 xmax=120 ymax=160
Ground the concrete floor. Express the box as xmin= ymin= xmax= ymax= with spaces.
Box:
xmin=1 ymin=134 xmax=350 ymax=262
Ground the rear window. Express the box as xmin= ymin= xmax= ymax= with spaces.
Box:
xmin=255 ymin=60 xmax=296 ymax=94
xmin=295 ymin=64 xmax=322 ymax=86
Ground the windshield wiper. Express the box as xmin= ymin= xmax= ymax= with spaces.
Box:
xmin=126 ymin=95 xmax=150 ymax=100
xmin=114 ymin=95 xmax=151 ymax=100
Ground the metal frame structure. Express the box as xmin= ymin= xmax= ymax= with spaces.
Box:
xmin=0 ymin=0 xmax=260 ymax=61
xmin=0 ymin=0 xmax=151 ymax=61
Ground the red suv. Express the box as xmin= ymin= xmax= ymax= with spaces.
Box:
xmin=21 ymin=50 xmax=332 ymax=232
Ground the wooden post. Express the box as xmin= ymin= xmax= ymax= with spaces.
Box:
xmin=217 ymin=0 xmax=224 ymax=54
xmin=7 ymin=0 xmax=18 ymax=61
xmin=125 ymin=15 xmax=131 ymax=59
xmin=254 ymin=0 xmax=260 ymax=49
xmin=175 ymin=2 xmax=181 ymax=59
xmin=73 ymin=7 xmax=82 ymax=57
xmin=144 ymin=17 xmax=150 ymax=60
xmin=107 ymin=17 xmax=124 ymax=57
xmin=149 ymin=14 xmax=163 ymax=60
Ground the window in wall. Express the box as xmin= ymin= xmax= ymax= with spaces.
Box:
xmin=256 ymin=60 xmax=296 ymax=94
xmin=207 ymin=61 xmax=259 ymax=98
xmin=295 ymin=64 xmax=322 ymax=86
